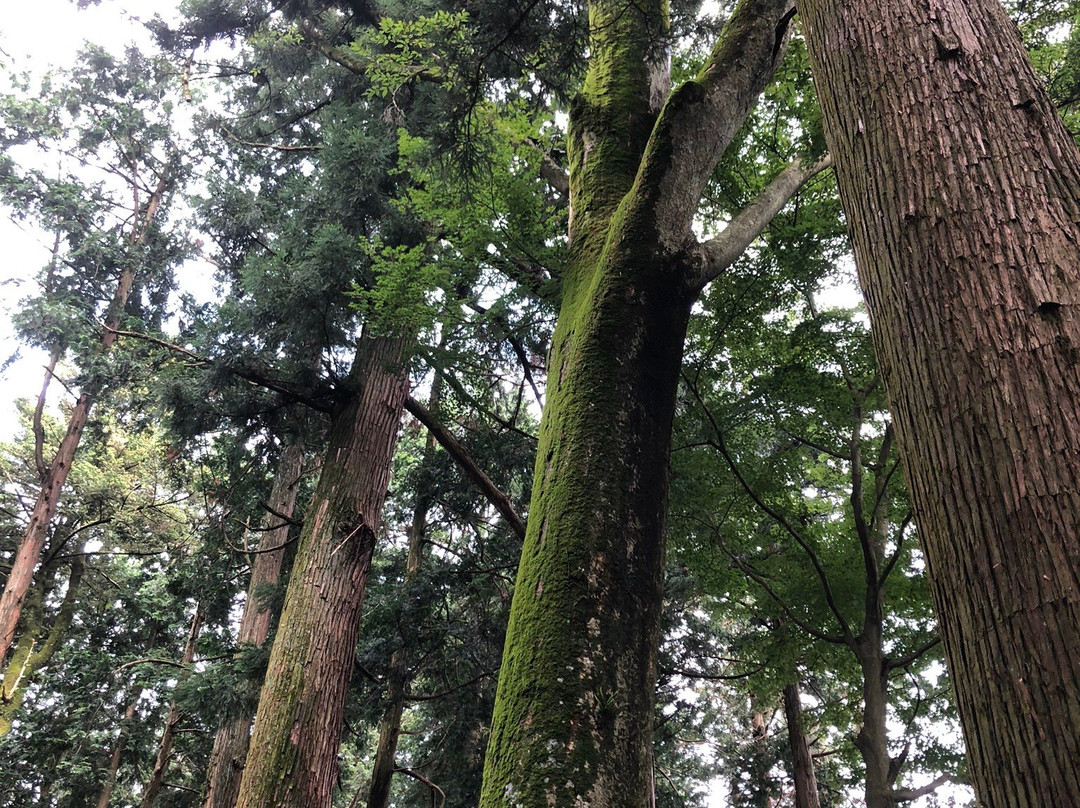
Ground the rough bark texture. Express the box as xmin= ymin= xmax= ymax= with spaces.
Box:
xmin=202 ymin=440 xmax=305 ymax=808
xmin=139 ymin=606 xmax=203 ymax=808
xmin=799 ymin=1 xmax=1080 ymax=805
xmin=479 ymin=1 xmax=796 ymax=805
xmin=0 ymin=179 xmax=166 ymax=667
xmin=783 ymin=683 xmax=820 ymax=808
xmin=234 ymin=334 xmax=410 ymax=808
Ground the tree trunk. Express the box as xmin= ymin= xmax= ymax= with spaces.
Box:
xmin=852 ymin=637 xmax=892 ymax=808
xmin=202 ymin=439 xmax=305 ymax=808
xmin=98 ymin=622 xmax=160 ymax=808
xmin=783 ymin=683 xmax=820 ymax=808
xmin=365 ymin=392 xmax=437 ymax=808
xmin=479 ymin=0 xmax=799 ymax=804
xmin=234 ymin=333 xmax=410 ymax=808
xmin=0 ymin=554 xmax=83 ymax=735
xmin=0 ymin=177 xmax=167 ymax=666
xmin=97 ymin=693 xmax=142 ymax=808
xmin=365 ymin=499 xmax=427 ymax=808
xmin=140 ymin=605 xmax=203 ymax=808
xmin=799 ymin=1 xmax=1080 ymax=804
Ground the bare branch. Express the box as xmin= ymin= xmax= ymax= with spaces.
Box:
xmin=890 ymin=773 xmax=952 ymax=802
xmin=886 ymin=635 xmax=941 ymax=672
xmin=404 ymin=396 xmax=527 ymax=540
xmin=689 ymin=155 xmax=833 ymax=291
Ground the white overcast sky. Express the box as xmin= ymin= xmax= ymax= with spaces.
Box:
xmin=0 ymin=0 xmax=183 ymax=436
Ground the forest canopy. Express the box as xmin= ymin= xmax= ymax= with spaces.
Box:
xmin=2 ymin=1 xmax=1080 ymax=807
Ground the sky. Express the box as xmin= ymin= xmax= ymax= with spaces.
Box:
xmin=0 ymin=0 xmax=183 ymax=437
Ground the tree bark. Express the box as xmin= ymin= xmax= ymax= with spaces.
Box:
xmin=0 ymin=176 xmax=167 ymax=667
xmin=783 ymin=683 xmax=820 ymax=808
xmin=479 ymin=1 xmax=801 ymax=805
xmin=799 ymin=1 xmax=1080 ymax=804
xmin=202 ymin=440 xmax=305 ymax=808
xmin=234 ymin=333 xmax=410 ymax=808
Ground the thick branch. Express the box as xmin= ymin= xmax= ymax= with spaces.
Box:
xmin=689 ymin=156 xmax=833 ymax=291
xmin=890 ymin=773 xmax=952 ymax=802
xmin=634 ymin=0 xmax=798 ymax=253
xmin=404 ymin=396 xmax=527 ymax=539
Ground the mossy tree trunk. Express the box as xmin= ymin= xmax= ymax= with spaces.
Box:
xmin=0 ymin=554 xmax=83 ymax=735
xmin=479 ymin=1 xmax=830 ymax=805
xmin=234 ymin=333 xmax=410 ymax=808
xmin=799 ymin=0 xmax=1080 ymax=804
xmin=202 ymin=439 xmax=305 ymax=808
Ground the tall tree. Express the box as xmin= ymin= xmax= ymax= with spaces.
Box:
xmin=798 ymin=0 xmax=1080 ymax=804
xmin=477 ymin=0 xmax=831 ymax=803
xmin=0 ymin=47 xmax=186 ymax=667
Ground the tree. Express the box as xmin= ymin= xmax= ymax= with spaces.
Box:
xmin=0 ymin=46 xmax=187 ymax=667
xmin=478 ymin=0 xmax=830 ymax=803
xmin=798 ymin=0 xmax=1080 ymax=804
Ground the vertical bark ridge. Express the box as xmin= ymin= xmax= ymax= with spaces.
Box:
xmin=800 ymin=1 xmax=1080 ymax=804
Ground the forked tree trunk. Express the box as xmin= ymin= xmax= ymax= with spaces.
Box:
xmin=479 ymin=0 xmax=809 ymax=804
xmin=0 ymin=178 xmax=167 ymax=666
xmin=799 ymin=1 xmax=1080 ymax=804
xmin=202 ymin=440 xmax=305 ymax=808
xmin=234 ymin=334 xmax=410 ymax=808
xmin=783 ymin=683 xmax=820 ymax=808
xmin=0 ymin=554 xmax=83 ymax=735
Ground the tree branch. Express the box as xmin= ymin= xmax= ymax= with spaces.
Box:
xmin=686 ymin=378 xmax=854 ymax=641
xmin=890 ymin=773 xmax=952 ymax=802
xmin=404 ymin=396 xmax=526 ymax=539
xmin=885 ymin=635 xmax=941 ymax=672
xmin=688 ymin=155 xmax=832 ymax=291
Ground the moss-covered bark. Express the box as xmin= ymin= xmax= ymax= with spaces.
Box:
xmin=0 ymin=556 xmax=83 ymax=736
xmin=480 ymin=1 xmax=799 ymax=805
xmin=800 ymin=0 xmax=1080 ymax=804
xmin=234 ymin=334 xmax=410 ymax=808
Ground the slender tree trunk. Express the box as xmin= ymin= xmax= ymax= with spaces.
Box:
xmin=365 ymin=389 xmax=438 ymax=808
xmin=783 ymin=683 xmax=820 ymax=808
xmin=202 ymin=440 xmax=305 ymax=808
xmin=0 ymin=178 xmax=167 ymax=666
xmin=234 ymin=333 xmax=410 ymax=808
xmin=363 ymin=510 xmax=425 ymax=808
xmin=139 ymin=605 xmax=203 ymax=808
xmin=97 ymin=691 xmax=142 ymax=808
xmin=800 ymin=1 xmax=1080 ymax=804
xmin=0 ymin=555 xmax=83 ymax=735
xmin=98 ymin=623 xmax=160 ymax=808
